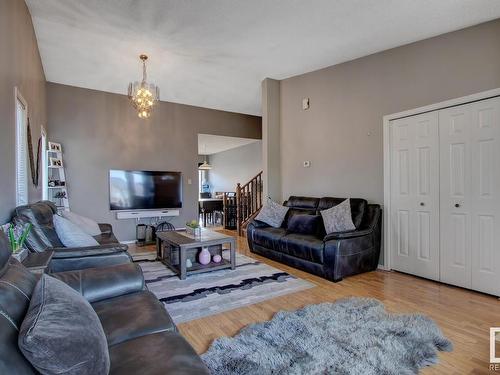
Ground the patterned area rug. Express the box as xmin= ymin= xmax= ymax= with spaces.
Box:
xmin=136 ymin=252 xmax=314 ymax=324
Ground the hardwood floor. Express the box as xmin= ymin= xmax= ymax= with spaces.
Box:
xmin=129 ymin=230 xmax=500 ymax=374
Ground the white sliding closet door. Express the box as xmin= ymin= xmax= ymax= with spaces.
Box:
xmin=439 ymin=97 xmax=500 ymax=295
xmin=390 ymin=112 xmax=440 ymax=280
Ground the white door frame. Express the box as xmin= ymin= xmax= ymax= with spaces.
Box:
xmin=41 ymin=125 xmax=48 ymax=200
xmin=382 ymin=87 xmax=500 ymax=271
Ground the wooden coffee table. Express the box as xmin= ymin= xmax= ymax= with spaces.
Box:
xmin=156 ymin=229 xmax=236 ymax=279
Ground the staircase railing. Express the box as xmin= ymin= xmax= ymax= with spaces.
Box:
xmin=236 ymin=171 xmax=263 ymax=236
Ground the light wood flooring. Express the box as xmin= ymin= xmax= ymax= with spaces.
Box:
xmin=129 ymin=230 xmax=500 ymax=374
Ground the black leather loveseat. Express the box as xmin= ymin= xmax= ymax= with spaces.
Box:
xmin=247 ymin=196 xmax=381 ymax=282
xmin=12 ymin=201 xmax=132 ymax=272
xmin=0 ymin=231 xmax=209 ymax=375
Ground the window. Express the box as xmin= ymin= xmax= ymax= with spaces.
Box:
xmin=15 ymin=89 xmax=28 ymax=206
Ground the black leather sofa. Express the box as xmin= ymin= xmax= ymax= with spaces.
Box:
xmin=12 ymin=201 xmax=132 ymax=272
xmin=0 ymin=232 xmax=209 ymax=375
xmin=247 ymin=196 xmax=382 ymax=282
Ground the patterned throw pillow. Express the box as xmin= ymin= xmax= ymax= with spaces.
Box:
xmin=255 ymin=199 xmax=289 ymax=228
xmin=320 ymin=198 xmax=356 ymax=234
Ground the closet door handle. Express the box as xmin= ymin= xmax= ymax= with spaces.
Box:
xmin=455 ymin=203 xmax=460 ymax=208
xmin=420 ymin=202 xmax=425 ymax=206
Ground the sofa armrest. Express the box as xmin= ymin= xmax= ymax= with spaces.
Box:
xmin=51 ymin=243 xmax=129 ymax=259
xmin=248 ymin=220 xmax=269 ymax=229
xmin=323 ymin=228 xmax=373 ymax=241
xmin=98 ymin=223 xmax=113 ymax=234
xmin=51 ymin=263 xmax=145 ymax=303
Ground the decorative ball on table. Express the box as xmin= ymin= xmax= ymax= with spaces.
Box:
xmin=212 ymin=254 xmax=222 ymax=263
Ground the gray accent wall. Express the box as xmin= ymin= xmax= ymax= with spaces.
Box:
xmin=279 ymin=19 xmax=500 ymax=206
xmin=47 ymin=83 xmax=261 ymax=241
xmin=0 ymin=0 xmax=47 ymax=223
xmin=209 ymin=141 xmax=262 ymax=192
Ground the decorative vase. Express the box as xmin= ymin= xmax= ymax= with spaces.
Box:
xmin=186 ymin=259 xmax=193 ymax=268
xmin=199 ymin=247 xmax=211 ymax=265
xmin=212 ymin=254 xmax=222 ymax=263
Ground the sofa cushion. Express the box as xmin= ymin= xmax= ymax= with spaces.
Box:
xmin=282 ymin=208 xmax=317 ymax=228
xmin=255 ymin=200 xmax=289 ymax=228
xmin=252 ymin=227 xmax=287 ymax=251
xmin=287 ymin=214 xmax=321 ymax=235
xmin=321 ymin=199 xmax=356 ymax=234
xmin=285 ymin=196 xmax=320 ymax=210
xmin=279 ymin=233 xmax=324 ymax=264
xmin=53 ymin=214 xmax=100 ymax=247
xmin=19 ymin=274 xmax=110 ymax=375
xmin=61 ymin=211 xmax=101 ymax=236
xmin=92 ymin=291 xmax=176 ymax=347
xmin=109 ymin=331 xmax=209 ymax=375
xmin=318 ymin=197 xmax=367 ymax=229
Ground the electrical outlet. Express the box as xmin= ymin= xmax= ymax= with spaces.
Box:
xmin=303 ymin=161 xmax=311 ymax=168
xmin=187 ymin=178 xmax=192 ymax=185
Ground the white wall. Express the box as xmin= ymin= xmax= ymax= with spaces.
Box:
xmin=209 ymin=141 xmax=262 ymax=192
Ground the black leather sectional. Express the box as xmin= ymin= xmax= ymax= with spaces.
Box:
xmin=1 ymin=201 xmax=209 ymax=375
xmin=12 ymin=201 xmax=132 ymax=272
xmin=247 ymin=196 xmax=382 ymax=282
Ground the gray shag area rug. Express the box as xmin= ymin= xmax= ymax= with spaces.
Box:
xmin=202 ymin=297 xmax=452 ymax=375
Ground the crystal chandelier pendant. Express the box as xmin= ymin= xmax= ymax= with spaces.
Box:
xmin=128 ymin=55 xmax=160 ymax=119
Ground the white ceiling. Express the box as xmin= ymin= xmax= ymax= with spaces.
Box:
xmin=198 ymin=134 xmax=259 ymax=155
xmin=26 ymin=0 xmax=500 ymax=116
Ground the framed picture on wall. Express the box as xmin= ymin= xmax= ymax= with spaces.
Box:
xmin=49 ymin=157 xmax=63 ymax=168
xmin=48 ymin=142 xmax=62 ymax=152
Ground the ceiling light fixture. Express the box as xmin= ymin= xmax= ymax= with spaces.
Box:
xmin=128 ymin=54 xmax=159 ymax=119
xmin=199 ymin=144 xmax=212 ymax=170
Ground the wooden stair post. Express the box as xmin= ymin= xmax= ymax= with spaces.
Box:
xmin=236 ymin=171 xmax=263 ymax=236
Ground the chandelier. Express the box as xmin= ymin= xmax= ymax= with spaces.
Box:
xmin=128 ymin=54 xmax=160 ymax=119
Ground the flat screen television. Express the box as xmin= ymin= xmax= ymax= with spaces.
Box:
xmin=109 ymin=170 xmax=182 ymax=211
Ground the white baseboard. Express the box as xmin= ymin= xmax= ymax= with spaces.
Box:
xmin=377 ymin=264 xmax=390 ymax=271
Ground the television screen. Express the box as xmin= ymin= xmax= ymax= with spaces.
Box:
xmin=109 ymin=170 xmax=182 ymax=210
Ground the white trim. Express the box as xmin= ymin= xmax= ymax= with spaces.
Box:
xmin=382 ymin=87 xmax=500 ymax=271
xmin=41 ymin=126 xmax=48 ymax=200
xmin=377 ymin=264 xmax=390 ymax=271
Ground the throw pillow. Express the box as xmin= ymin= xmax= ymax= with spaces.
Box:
xmin=320 ymin=198 xmax=356 ymax=234
xmin=53 ymin=215 xmax=99 ymax=247
xmin=61 ymin=211 xmax=101 ymax=236
xmin=18 ymin=275 xmax=110 ymax=375
xmin=255 ymin=199 xmax=289 ymax=228
xmin=287 ymin=214 xmax=320 ymax=235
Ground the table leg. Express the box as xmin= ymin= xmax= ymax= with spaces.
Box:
xmin=230 ymin=239 xmax=236 ymax=270
xmin=180 ymin=247 xmax=187 ymax=280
